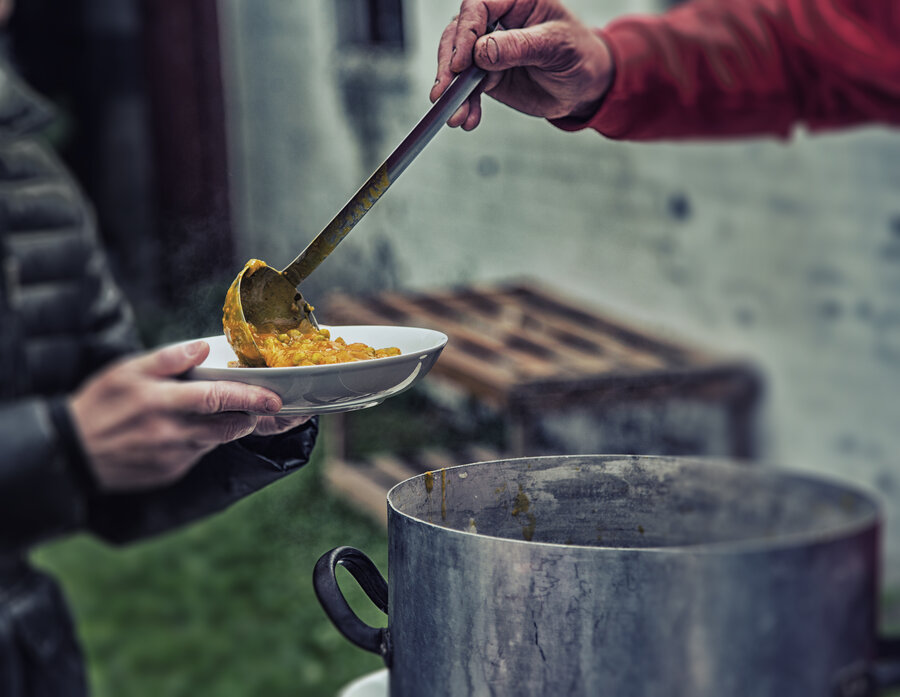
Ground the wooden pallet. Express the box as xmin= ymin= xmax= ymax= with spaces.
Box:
xmin=321 ymin=279 xmax=762 ymax=522
xmin=324 ymin=280 xmax=719 ymax=410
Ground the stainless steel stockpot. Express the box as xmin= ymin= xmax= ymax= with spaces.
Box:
xmin=315 ymin=455 xmax=900 ymax=696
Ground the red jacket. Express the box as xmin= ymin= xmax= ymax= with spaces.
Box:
xmin=557 ymin=0 xmax=900 ymax=139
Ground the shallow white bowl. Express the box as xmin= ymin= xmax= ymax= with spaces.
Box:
xmin=185 ymin=326 xmax=447 ymax=414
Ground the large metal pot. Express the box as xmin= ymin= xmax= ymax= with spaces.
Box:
xmin=314 ymin=455 xmax=900 ymax=696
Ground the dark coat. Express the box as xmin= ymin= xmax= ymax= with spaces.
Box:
xmin=0 ymin=60 xmax=317 ymax=695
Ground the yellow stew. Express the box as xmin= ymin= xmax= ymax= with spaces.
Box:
xmin=249 ymin=326 xmax=400 ymax=367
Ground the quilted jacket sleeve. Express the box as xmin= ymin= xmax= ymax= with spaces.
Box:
xmin=0 ymin=399 xmax=92 ymax=552
xmin=0 ymin=61 xmax=318 ymax=552
xmin=84 ymin=423 xmax=319 ymax=544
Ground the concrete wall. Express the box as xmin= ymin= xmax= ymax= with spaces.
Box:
xmin=217 ymin=0 xmax=900 ymax=580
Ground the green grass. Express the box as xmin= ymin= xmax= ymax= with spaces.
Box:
xmin=31 ymin=450 xmax=388 ymax=697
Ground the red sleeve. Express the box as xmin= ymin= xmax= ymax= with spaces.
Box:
xmin=554 ymin=0 xmax=900 ymax=140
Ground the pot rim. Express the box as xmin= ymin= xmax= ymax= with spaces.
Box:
xmin=385 ymin=454 xmax=883 ymax=556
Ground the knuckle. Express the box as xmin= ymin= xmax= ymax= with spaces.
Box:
xmin=113 ymin=390 xmax=150 ymax=421
xmin=540 ymin=24 xmax=580 ymax=72
xmin=154 ymin=419 xmax=183 ymax=446
xmin=203 ymin=383 xmax=226 ymax=413
xmin=132 ymin=387 xmax=160 ymax=414
xmin=91 ymin=362 xmax=130 ymax=397
xmin=220 ymin=414 xmax=257 ymax=442
xmin=520 ymin=31 xmax=543 ymax=62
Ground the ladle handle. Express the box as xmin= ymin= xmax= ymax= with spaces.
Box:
xmin=313 ymin=546 xmax=392 ymax=667
xmin=381 ymin=50 xmax=492 ymax=181
xmin=281 ymin=24 xmax=501 ymax=288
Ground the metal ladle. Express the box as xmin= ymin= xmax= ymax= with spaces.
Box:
xmin=223 ymin=28 xmax=500 ymax=367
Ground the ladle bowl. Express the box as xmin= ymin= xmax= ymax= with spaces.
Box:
xmin=222 ymin=259 xmax=317 ymax=367
xmin=221 ymin=30 xmax=501 ymax=366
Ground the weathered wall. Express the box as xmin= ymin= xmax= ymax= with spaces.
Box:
xmin=218 ymin=0 xmax=900 ymax=579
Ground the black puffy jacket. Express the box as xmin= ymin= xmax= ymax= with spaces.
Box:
xmin=0 ymin=60 xmax=317 ymax=695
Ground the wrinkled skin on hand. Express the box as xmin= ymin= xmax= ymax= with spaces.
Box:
xmin=431 ymin=0 xmax=614 ymax=130
xmin=70 ymin=341 xmax=310 ymax=491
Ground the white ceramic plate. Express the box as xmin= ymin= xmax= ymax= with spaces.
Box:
xmin=338 ymin=669 xmax=389 ymax=697
xmin=185 ymin=326 xmax=447 ymax=414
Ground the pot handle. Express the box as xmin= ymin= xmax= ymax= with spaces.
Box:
xmin=313 ymin=546 xmax=392 ymax=667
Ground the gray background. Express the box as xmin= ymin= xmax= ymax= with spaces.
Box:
xmin=218 ymin=0 xmax=900 ymax=579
